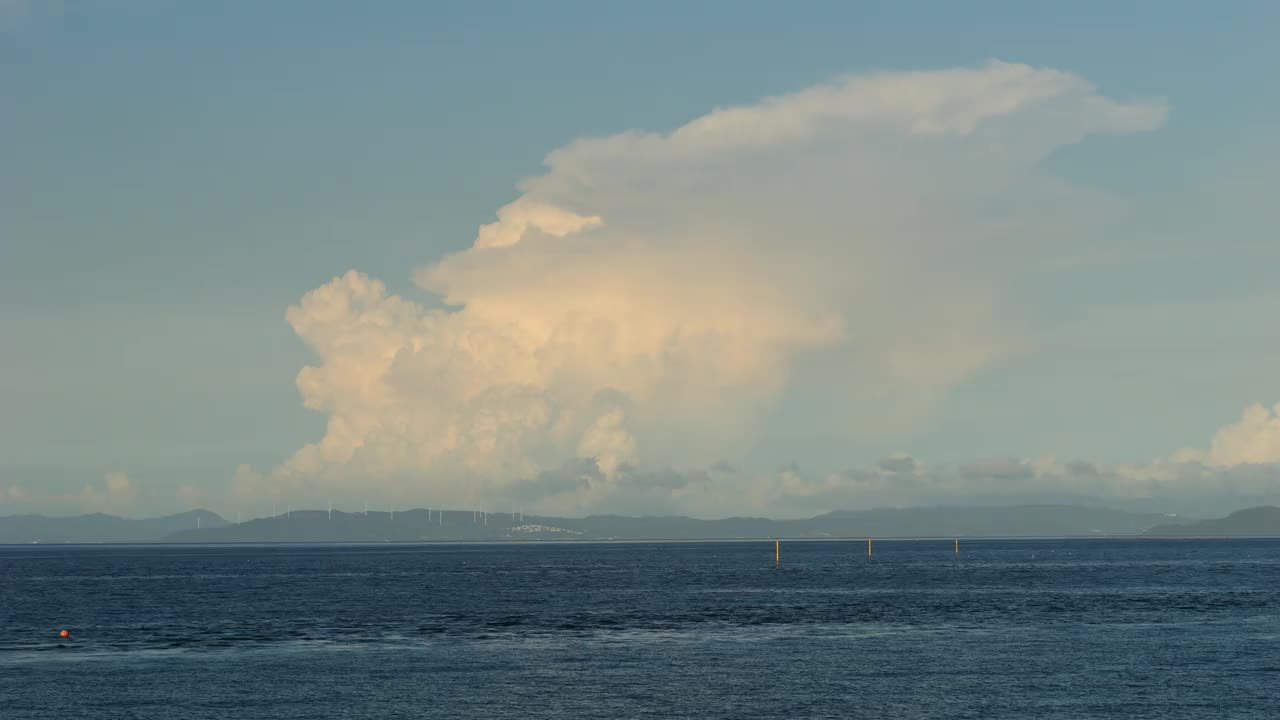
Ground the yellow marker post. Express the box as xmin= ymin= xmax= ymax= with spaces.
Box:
xmin=955 ymin=537 xmax=959 ymax=555
xmin=775 ymin=539 xmax=780 ymax=565
xmin=867 ymin=537 xmax=872 ymax=559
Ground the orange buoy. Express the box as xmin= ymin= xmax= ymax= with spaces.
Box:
xmin=59 ymin=629 xmax=70 ymax=638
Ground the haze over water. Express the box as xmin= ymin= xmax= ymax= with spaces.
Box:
xmin=3 ymin=540 xmax=1278 ymax=719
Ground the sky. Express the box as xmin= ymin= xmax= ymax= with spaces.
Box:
xmin=3 ymin=1 xmax=1279 ymax=518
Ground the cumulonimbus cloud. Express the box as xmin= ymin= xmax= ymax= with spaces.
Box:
xmin=237 ymin=60 xmax=1173 ymax=514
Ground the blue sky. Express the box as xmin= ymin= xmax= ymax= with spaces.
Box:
xmin=3 ymin=1 xmax=1279 ymax=516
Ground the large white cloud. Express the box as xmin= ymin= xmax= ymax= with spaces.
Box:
xmin=1173 ymin=402 xmax=1280 ymax=467
xmin=240 ymin=61 xmax=1171 ymax=514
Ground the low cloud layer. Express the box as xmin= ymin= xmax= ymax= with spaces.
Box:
xmin=775 ymin=404 xmax=1280 ymax=518
xmin=222 ymin=60 xmax=1198 ymax=515
xmin=3 ymin=471 xmax=138 ymax=516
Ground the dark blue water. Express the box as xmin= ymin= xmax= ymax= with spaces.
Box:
xmin=2 ymin=540 xmax=1278 ymax=718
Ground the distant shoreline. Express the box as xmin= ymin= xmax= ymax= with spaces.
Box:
xmin=6 ymin=504 xmax=1277 ymax=544
xmin=5 ymin=535 xmax=1280 ymax=548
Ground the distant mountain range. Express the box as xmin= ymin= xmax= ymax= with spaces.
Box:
xmin=0 ymin=509 xmax=226 ymax=544
xmin=0 ymin=504 xmax=1206 ymax=544
xmin=1142 ymin=506 xmax=1280 ymax=538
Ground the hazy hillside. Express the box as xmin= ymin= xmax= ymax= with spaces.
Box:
xmin=1143 ymin=507 xmax=1280 ymax=538
xmin=0 ymin=510 xmax=226 ymax=544
xmin=1 ymin=505 xmax=1199 ymax=544
xmin=161 ymin=504 xmax=1187 ymax=543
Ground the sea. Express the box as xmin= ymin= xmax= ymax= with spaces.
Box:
xmin=2 ymin=539 xmax=1278 ymax=719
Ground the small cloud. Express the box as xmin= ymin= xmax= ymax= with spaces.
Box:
xmin=104 ymin=471 xmax=131 ymax=494
xmin=1064 ymin=460 xmax=1100 ymax=478
xmin=177 ymin=484 xmax=204 ymax=508
xmin=877 ymin=455 xmax=919 ymax=474
xmin=505 ymin=458 xmax=603 ymax=504
xmin=78 ymin=471 xmax=137 ymax=515
xmin=472 ymin=201 xmax=603 ymax=250
xmin=620 ymin=466 xmax=708 ymax=491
